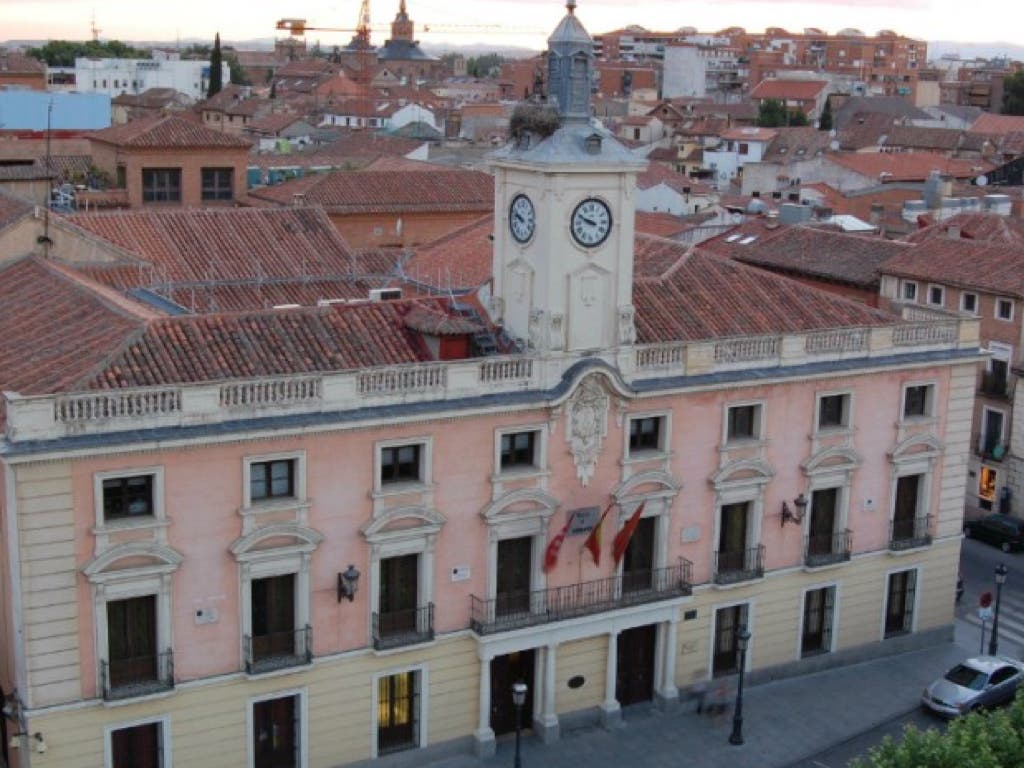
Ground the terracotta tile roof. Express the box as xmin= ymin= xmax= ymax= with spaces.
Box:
xmin=197 ymin=84 xmax=252 ymax=112
xmin=111 ymin=88 xmax=183 ymax=109
xmin=761 ymin=127 xmax=832 ymax=164
xmin=837 ymin=112 xmax=896 ymax=150
xmin=249 ymin=168 xmax=494 ymax=214
xmin=633 ymin=237 xmax=895 ymax=343
xmin=905 ymin=213 xmax=1024 ymax=247
xmin=637 ymin=162 xmax=695 ymax=194
xmin=247 ymin=132 xmax=424 ymax=172
xmin=0 ymin=191 xmax=33 ymax=230
xmin=690 ymin=102 xmax=758 ymax=121
xmin=89 ymin=115 xmax=252 ymax=149
xmin=0 ymin=158 xmax=52 ymax=181
xmin=90 ymin=300 xmax=446 ymax=389
xmin=881 ymin=238 xmax=1024 ymax=298
xmin=402 ymin=215 xmax=494 ymax=290
xmin=750 ymin=79 xmax=828 ymax=101
xmin=402 ymin=305 xmax=482 ymax=335
xmin=971 ymin=113 xmax=1024 ymax=137
xmin=721 ymin=127 xmax=777 ymax=142
xmin=152 ymin=279 xmax=385 ymax=313
xmin=824 ymin=153 xmax=990 ymax=182
xmin=727 ymin=226 xmax=911 ymax=288
xmin=246 ymin=111 xmax=305 ymax=134
xmin=883 ymin=126 xmax=962 ymax=152
xmin=0 ymin=52 xmax=45 ymax=75
xmin=361 ymin=155 xmax=440 ymax=172
xmin=635 ymin=212 xmax=687 ymax=238
xmin=0 ymin=257 xmax=144 ymax=398
xmin=1000 ymin=131 xmax=1024 ymax=156
xmin=61 ymin=207 xmax=395 ymax=290
xmin=646 ymin=147 xmax=678 ymax=162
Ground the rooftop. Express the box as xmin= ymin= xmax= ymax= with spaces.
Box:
xmin=89 ymin=115 xmax=252 ymax=149
xmin=881 ymin=238 xmax=1024 ymax=298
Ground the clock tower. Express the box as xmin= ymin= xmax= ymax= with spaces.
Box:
xmin=488 ymin=0 xmax=646 ymax=356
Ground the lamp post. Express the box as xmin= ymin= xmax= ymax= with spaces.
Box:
xmin=988 ymin=563 xmax=1009 ymax=655
xmin=729 ymin=625 xmax=752 ymax=746
xmin=512 ymin=681 xmax=528 ymax=768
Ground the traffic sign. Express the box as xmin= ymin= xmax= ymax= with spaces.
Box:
xmin=980 ymin=591 xmax=993 ymax=608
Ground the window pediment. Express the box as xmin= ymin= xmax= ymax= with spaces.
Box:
xmin=612 ymin=470 xmax=682 ymax=505
xmin=802 ymin=446 xmax=861 ymax=476
xmin=229 ymin=522 xmax=324 ymax=562
xmin=361 ymin=505 xmax=446 ymax=543
xmin=482 ymin=488 xmax=559 ymax=525
xmin=83 ymin=541 xmax=184 ymax=582
xmin=889 ymin=433 xmax=944 ymax=463
xmin=710 ymin=458 xmax=775 ymax=490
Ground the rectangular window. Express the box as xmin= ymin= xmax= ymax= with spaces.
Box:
xmin=902 ymin=384 xmax=933 ymax=419
xmin=960 ymin=292 xmax=978 ymax=314
xmin=251 ymin=573 xmax=296 ymax=664
xmin=500 ymin=430 xmax=537 ymax=470
xmin=378 ymin=671 xmax=420 ymax=755
xmin=738 ymin=142 xmax=749 ymax=155
xmin=201 ymin=167 xmax=234 ymax=201
xmin=111 ymin=721 xmax=163 ymax=768
xmin=727 ymin=404 xmax=760 ymax=441
xmin=628 ymin=416 xmax=663 ymax=454
xmin=996 ymin=297 xmax=1014 ymax=321
xmin=253 ymin=694 xmax=300 ymax=768
xmin=250 ymin=459 xmax=295 ymax=502
xmin=927 ymin=285 xmax=945 ymax=306
xmin=817 ymin=393 xmax=849 ymax=430
xmin=380 ymin=444 xmax=423 ymax=485
xmin=981 ymin=408 xmax=1005 ymax=456
xmin=801 ymin=587 xmax=835 ymax=657
xmin=712 ymin=604 xmax=748 ymax=677
xmin=102 ymin=475 xmax=154 ymax=521
xmin=142 ymin=168 xmax=182 ymax=203
xmin=884 ymin=569 xmax=916 ymax=638
xmin=901 ymin=280 xmax=918 ymax=301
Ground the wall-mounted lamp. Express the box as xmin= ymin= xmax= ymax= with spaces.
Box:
xmin=6 ymin=732 xmax=46 ymax=753
xmin=337 ymin=564 xmax=360 ymax=603
xmin=780 ymin=493 xmax=808 ymax=527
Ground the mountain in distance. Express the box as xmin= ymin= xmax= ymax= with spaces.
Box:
xmin=928 ymin=40 xmax=1024 ymax=62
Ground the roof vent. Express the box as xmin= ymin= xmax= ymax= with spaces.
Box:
xmin=584 ymin=133 xmax=603 ymax=155
xmin=369 ymin=287 xmax=403 ymax=301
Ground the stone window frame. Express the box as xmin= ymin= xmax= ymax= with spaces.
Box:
xmin=797 ymin=581 xmax=839 ymax=658
xmin=241 ymin=450 xmax=307 ymax=510
xmin=623 ymin=410 xmax=672 ymax=462
xmin=960 ymin=291 xmax=979 ymax=315
xmin=370 ymin=663 xmax=429 ymax=758
xmin=374 ymin=437 xmax=433 ymax=496
xmin=481 ymin=489 xmax=559 ymax=603
xmin=813 ymin=389 xmax=854 ymax=435
xmin=899 ymin=380 xmax=937 ymax=423
xmin=104 ymin=714 xmax=173 ymax=768
xmin=246 ymin=687 xmax=309 ymax=768
xmin=926 ymin=283 xmax=945 ymax=307
xmin=722 ymin=400 xmax=766 ymax=446
xmin=995 ymin=297 xmax=1015 ymax=322
xmin=493 ymin=423 xmax=548 ymax=478
xmin=93 ymin=466 xmax=166 ymax=533
xmin=880 ymin=565 xmax=921 ymax=639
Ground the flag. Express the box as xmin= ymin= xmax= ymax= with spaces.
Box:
xmin=543 ymin=511 xmax=576 ymax=573
xmin=612 ymin=501 xmax=646 ymax=566
xmin=583 ymin=503 xmax=615 ymax=566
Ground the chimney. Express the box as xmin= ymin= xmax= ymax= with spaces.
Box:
xmin=947 ymin=224 xmax=961 ymax=240
xmin=292 ymin=192 xmax=306 ymax=207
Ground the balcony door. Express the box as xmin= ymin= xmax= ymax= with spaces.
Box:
xmin=496 ymin=537 xmax=532 ymax=618
xmin=107 ymin=595 xmax=157 ymax=689
xmin=253 ymin=694 xmax=299 ymax=768
xmin=252 ymin=574 xmax=296 ymax=660
xmin=622 ymin=517 xmax=656 ymax=593
xmin=808 ymin=488 xmax=838 ymax=556
xmin=380 ymin=554 xmax=418 ymax=635
xmin=718 ymin=502 xmax=749 ymax=570
xmin=893 ymin=475 xmax=920 ymax=539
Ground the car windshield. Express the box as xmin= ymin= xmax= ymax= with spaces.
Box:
xmin=945 ymin=664 xmax=988 ymax=690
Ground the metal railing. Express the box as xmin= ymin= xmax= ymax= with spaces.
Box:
xmin=373 ymin=604 xmax=435 ymax=650
xmin=713 ymin=545 xmax=765 ymax=585
xmin=243 ymin=625 xmax=312 ymax=675
xmin=889 ymin=514 xmax=933 ymax=551
xmin=804 ymin=529 xmax=853 ymax=568
xmin=470 ymin=560 xmax=693 ymax=635
xmin=101 ymin=650 xmax=174 ymax=701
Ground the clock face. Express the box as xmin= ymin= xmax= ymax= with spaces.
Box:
xmin=509 ymin=194 xmax=536 ymax=244
xmin=571 ymin=198 xmax=612 ymax=248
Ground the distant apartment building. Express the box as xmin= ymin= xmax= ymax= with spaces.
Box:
xmin=72 ymin=50 xmax=229 ymax=101
xmin=661 ymin=44 xmax=745 ymax=100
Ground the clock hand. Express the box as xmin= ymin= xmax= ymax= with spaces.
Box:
xmin=582 ymin=216 xmax=597 ymax=226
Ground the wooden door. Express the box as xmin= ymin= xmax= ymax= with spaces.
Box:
xmin=616 ymin=624 xmax=657 ymax=706
xmin=253 ymin=695 xmax=298 ymax=768
xmin=111 ymin=722 xmax=161 ymax=768
xmin=490 ymin=649 xmax=535 ymax=735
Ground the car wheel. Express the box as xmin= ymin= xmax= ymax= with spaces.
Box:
xmin=1002 ymin=542 xmax=1012 ymax=553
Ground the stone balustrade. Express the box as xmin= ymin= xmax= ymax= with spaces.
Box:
xmin=2 ymin=316 xmax=979 ymax=443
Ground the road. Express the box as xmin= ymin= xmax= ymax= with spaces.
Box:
xmin=784 ymin=708 xmax=945 ymax=768
xmin=957 ymin=537 xmax=1024 ymax=658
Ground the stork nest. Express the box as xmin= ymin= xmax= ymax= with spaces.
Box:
xmin=510 ymin=103 xmax=560 ymax=141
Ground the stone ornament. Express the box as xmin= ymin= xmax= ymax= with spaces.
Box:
xmin=618 ymin=305 xmax=636 ymax=345
xmin=566 ymin=375 xmax=610 ymax=486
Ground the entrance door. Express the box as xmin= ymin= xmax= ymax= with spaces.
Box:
xmin=616 ymin=624 xmax=657 ymax=706
xmin=490 ymin=649 xmax=535 ymax=735
xmin=253 ymin=695 xmax=299 ymax=768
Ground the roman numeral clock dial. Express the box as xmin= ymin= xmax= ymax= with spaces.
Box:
xmin=571 ymin=198 xmax=612 ymax=248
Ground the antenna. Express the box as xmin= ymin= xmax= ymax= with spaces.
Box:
xmin=90 ymin=9 xmax=101 ymax=42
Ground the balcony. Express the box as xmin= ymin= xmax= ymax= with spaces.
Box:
xmin=373 ymin=604 xmax=434 ymax=650
xmin=243 ymin=625 xmax=312 ymax=675
xmin=804 ymin=529 xmax=853 ymax=568
xmin=889 ymin=514 xmax=933 ymax=551
xmin=979 ymin=371 xmax=1009 ymax=399
xmin=470 ymin=559 xmax=693 ymax=635
xmin=101 ymin=650 xmax=174 ymax=701
xmin=714 ymin=546 xmax=765 ymax=585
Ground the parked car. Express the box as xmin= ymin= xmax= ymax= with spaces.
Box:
xmin=921 ymin=656 xmax=1024 ymax=717
xmin=963 ymin=513 xmax=1024 ymax=553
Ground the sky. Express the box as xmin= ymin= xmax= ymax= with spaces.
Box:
xmin=2 ymin=0 xmax=1016 ymax=52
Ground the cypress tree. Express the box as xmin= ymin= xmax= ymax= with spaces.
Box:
xmin=208 ymin=32 xmax=223 ymax=98
xmin=818 ymin=97 xmax=833 ymax=131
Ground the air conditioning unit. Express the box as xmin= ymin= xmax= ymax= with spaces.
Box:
xmin=369 ymin=288 xmax=402 ymax=302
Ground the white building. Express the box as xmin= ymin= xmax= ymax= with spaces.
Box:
xmin=662 ymin=44 xmax=745 ymax=100
xmin=703 ymin=127 xmax=777 ymax=184
xmin=73 ymin=51 xmax=229 ymax=101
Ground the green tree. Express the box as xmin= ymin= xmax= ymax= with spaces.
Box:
xmin=207 ymin=32 xmax=223 ymax=98
xmin=466 ymin=53 xmax=504 ymax=78
xmin=757 ymin=98 xmax=787 ymax=127
xmin=27 ymin=40 xmax=150 ymax=67
xmin=851 ymin=691 xmax=1024 ymax=768
xmin=1003 ymin=70 xmax=1024 ymax=115
xmin=819 ymin=96 xmax=833 ymax=131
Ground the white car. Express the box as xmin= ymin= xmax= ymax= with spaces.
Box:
xmin=921 ymin=656 xmax=1024 ymax=717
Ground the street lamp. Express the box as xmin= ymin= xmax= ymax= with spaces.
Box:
xmin=988 ymin=563 xmax=1009 ymax=655
xmin=729 ymin=625 xmax=752 ymax=746
xmin=512 ymin=681 xmax=528 ymax=768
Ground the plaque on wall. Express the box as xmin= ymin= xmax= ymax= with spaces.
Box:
xmin=568 ymin=506 xmax=600 ymax=536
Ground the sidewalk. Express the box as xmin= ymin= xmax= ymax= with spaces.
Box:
xmin=426 ymin=630 xmax=978 ymax=768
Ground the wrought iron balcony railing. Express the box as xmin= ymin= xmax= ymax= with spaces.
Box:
xmin=243 ymin=625 xmax=312 ymax=675
xmin=804 ymin=529 xmax=853 ymax=568
xmin=889 ymin=514 xmax=933 ymax=551
xmin=373 ymin=604 xmax=435 ymax=650
xmin=101 ymin=650 xmax=174 ymax=701
xmin=470 ymin=559 xmax=694 ymax=635
xmin=713 ymin=545 xmax=765 ymax=585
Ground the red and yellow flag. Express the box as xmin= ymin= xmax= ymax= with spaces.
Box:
xmin=583 ymin=503 xmax=615 ymax=566
xmin=612 ymin=501 xmax=646 ymax=566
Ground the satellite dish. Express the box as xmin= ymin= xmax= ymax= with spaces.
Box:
xmin=976 ymin=175 xmax=989 ymax=187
